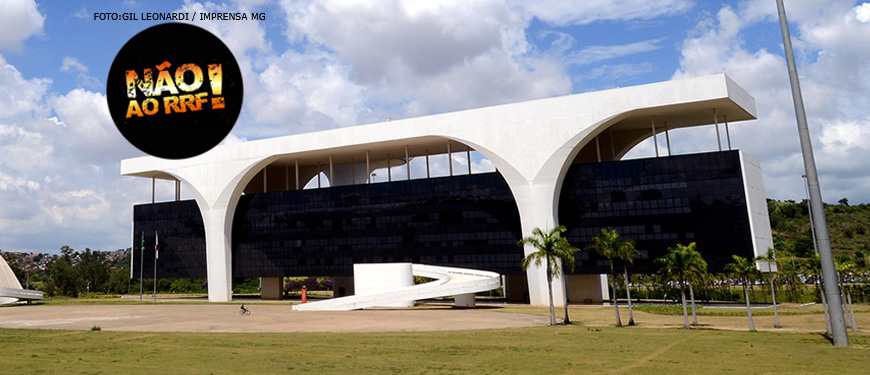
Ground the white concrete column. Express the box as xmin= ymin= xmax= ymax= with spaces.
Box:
xmin=201 ymin=206 xmax=233 ymax=302
xmin=651 ymin=115 xmax=659 ymax=157
xmin=514 ymin=182 xmax=567 ymax=307
xmin=664 ymin=122 xmax=672 ymax=156
xmin=714 ymin=108 xmax=722 ymax=151
xmin=447 ymin=140 xmax=453 ymax=176
xmin=466 ymin=146 xmax=472 ymax=175
xmin=260 ymin=277 xmax=283 ymax=300
xmin=406 ymin=146 xmax=411 ymax=180
xmin=425 ymin=149 xmax=430 ymax=178
xmin=332 ymin=159 xmax=392 ymax=186
xmin=455 ymin=293 xmax=475 ymax=307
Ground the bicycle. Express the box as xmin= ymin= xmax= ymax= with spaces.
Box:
xmin=239 ymin=304 xmax=251 ymax=316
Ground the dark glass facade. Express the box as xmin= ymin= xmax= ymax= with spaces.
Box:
xmin=133 ymin=173 xmax=523 ymax=279
xmin=132 ymin=150 xmax=757 ymax=279
xmin=559 ymin=150 xmax=754 ymax=274
xmin=132 ymin=200 xmax=207 ymax=278
xmin=231 ymin=173 xmax=522 ymax=277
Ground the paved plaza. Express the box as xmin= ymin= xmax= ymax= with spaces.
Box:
xmin=0 ymin=304 xmax=549 ymax=333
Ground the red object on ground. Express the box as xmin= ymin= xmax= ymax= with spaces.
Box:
xmin=301 ymin=286 xmax=307 ymax=304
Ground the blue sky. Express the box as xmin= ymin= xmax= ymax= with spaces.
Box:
xmin=1 ymin=0 xmax=869 ymax=253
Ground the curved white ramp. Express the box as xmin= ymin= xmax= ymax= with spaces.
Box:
xmin=293 ymin=264 xmax=500 ymax=311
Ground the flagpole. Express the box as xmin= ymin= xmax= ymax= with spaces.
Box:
xmin=139 ymin=231 xmax=144 ymax=301
xmin=153 ymin=231 xmax=158 ymax=302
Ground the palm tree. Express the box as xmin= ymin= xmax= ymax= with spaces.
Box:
xmin=725 ymin=255 xmax=757 ymax=332
xmin=803 ymin=254 xmax=832 ymax=335
xmin=584 ymin=228 xmax=637 ymax=326
xmin=519 ymin=226 xmax=578 ymax=326
xmin=755 ymin=248 xmax=782 ymax=328
xmin=655 ymin=243 xmax=706 ymax=329
xmin=834 ymin=254 xmax=859 ymax=331
xmin=684 ymin=247 xmax=708 ymax=327
xmin=617 ymin=237 xmax=639 ymax=326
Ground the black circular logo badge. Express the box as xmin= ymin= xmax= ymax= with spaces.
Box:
xmin=107 ymin=23 xmax=243 ymax=159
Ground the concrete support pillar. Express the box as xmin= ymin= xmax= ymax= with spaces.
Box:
xmin=447 ymin=140 xmax=453 ymax=176
xmin=332 ymin=160 xmax=391 ymax=186
xmin=466 ymin=146 xmax=472 ymax=175
xmin=406 ymin=146 xmax=411 ymax=180
xmin=504 ymin=274 xmax=529 ymax=302
xmin=595 ymin=136 xmax=601 ymax=162
xmin=566 ymin=274 xmax=608 ymax=304
xmin=454 ymin=293 xmax=475 ymax=307
xmin=515 ymin=182 xmax=567 ymax=307
xmin=724 ymin=115 xmax=732 ymax=150
xmin=664 ymin=122 xmax=672 ymax=156
xmin=332 ymin=276 xmax=354 ymax=297
xmin=201 ymin=207 xmax=233 ymax=302
xmin=651 ymin=115 xmax=659 ymax=157
xmin=260 ymin=277 xmax=284 ymax=300
xmin=714 ymin=108 xmax=722 ymax=151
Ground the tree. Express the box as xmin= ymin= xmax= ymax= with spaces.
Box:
xmin=834 ymin=254 xmax=859 ymax=331
xmin=77 ymin=248 xmax=110 ymax=294
xmin=46 ymin=246 xmax=81 ymax=297
xmin=585 ymin=228 xmax=637 ymax=326
xmin=755 ymin=248 xmax=782 ymax=328
xmin=803 ymin=254 xmax=832 ymax=334
xmin=519 ymin=226 xmax=578 ymax=326
xmin=655 ymin=243 xmax=706 ymax=329
xmin=684 ymin=245 xmax=708 ymax=327
xmin=725 ymin=255 xmax=757 ymax=332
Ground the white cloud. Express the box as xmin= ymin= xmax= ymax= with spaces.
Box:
xmin=668 ymin=0 xmax=870 ymax=203
xmin=220 ymin=133 xmax=248 ymax=145
xmin=0 ymin=0 xmax=44 ymax=50
xmin=510 ymin=0 xmax=693 ymax=26
xmin=177 ymin=1 xmax=270 ymax=56
xmin=60 ymin=56 xmax=101 ymax=89
xmin=566 ymin=39 xmax=663 ymax=66
xmin=60 ymin=56 xmax=87 ymax=73
xmin=819 ymin=119 xmax=870 ymax=158
xmin=858 ymin=3 xmax=870 ymax=23
xmin=244 ymin=49 xmax=366 ymax=135
xmin=50 ymin=89 xmax=140 ymax=164
xmin=0 ymin=53 xmax=146 ymax=252
xmin=0 ymin=55 xmax=51 ymax=120
xmin=279 ymin=0 xmax=570 ymax=123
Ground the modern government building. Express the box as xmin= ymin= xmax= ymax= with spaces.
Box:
xmin=121 ymin=74 xmax=773 ymax=306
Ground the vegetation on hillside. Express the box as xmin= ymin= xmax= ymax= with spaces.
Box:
xmin=767 ymin=198 xmax=870 ymax=258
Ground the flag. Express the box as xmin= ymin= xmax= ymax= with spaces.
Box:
xmin=155 ymin=232 xmax=159 ymax=259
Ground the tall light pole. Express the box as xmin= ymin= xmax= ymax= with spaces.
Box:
xmin=801 ymin=175 xmax=818 ymax=255
xmin=776 ymin=0 xmax=848 ymax=346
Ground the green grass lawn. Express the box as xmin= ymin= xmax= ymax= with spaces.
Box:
xmin=2 ymin=325 xmax=868 ymax=375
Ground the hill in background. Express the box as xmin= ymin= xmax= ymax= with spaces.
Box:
xmin=767 ymin=199 xmax=870 ymax=258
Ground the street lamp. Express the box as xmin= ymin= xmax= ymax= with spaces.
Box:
xmin=776 ymin=0 xmax=848 ymax=346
